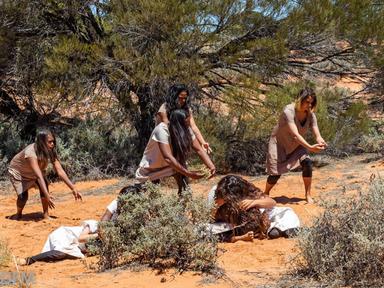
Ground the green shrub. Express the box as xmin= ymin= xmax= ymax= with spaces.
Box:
xmin=295 ymin=179 xmax=384 ymax=287
xmin=90 ymin=183 xmax=218 ymax=272
xmin=359 ymin=120 xmax=384 ymax=154
xmin=194 ymin=83 xmax=371 ymax=174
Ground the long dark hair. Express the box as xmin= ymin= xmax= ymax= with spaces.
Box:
xmin=168 ymin=109 xmax=192 ymax=167
xmin=215 ymin=175 xmax=270 ymax=238
xmin=165 ymin=84 xmax=190 ymax=118
xmin=215 ymin=175 xmax=264 ymax=204
xmin=35 ymin=129 xmax=58 ymax=164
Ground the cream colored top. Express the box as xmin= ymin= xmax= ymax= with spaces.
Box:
xmin=8 ymin=144 xmax=49 ymax=181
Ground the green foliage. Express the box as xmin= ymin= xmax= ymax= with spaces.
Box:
xmin=358 ymin=120 xmax=384 ymax=154
xmin=91 ymin=183 xmax=218 ymax=272
xmin=295 ymin=179 xmax=384 ymax=287
xmin=56 ymin=119 xmax=140 ymax=180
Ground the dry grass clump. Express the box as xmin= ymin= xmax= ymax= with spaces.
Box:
xmin=295 ymin=178 xmax=384 ymax=287
xmin=90 ymin=183 xmax=218 ymax=272
xmin=0 ymin=237 xmax=10 ymax=267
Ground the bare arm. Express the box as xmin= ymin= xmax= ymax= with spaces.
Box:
xmin=287 ymin=122 xmax=325 ymax=153
xmin=239 ymin=194 xmax=276 ymax=210
xmin=191 ymin=138 xmax=216 ymax=177
xmin=157 ymin=111 xmax=169 ymax=125
xmin=100 ymin=209 xmax=113 ymax=221
xmin=189 ymin=114 xmax=211 ymax=153
xmin=27 ymin=157 xmax=55 ymax=209
xmin=158 ymin=142 xmax=204 ymax=179
xmin=312 ymin=125 xmax=327 ymax=146
xmin=53 ymin=160 xmax=82 ymax=201
xmin=78 ymin=226 xmax=98 ymax=243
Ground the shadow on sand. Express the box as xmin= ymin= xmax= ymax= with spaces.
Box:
xmin=272 ymin=195 xmax=305 ymax=204
xmin=6 ymin=212 xmax=58 ymax=222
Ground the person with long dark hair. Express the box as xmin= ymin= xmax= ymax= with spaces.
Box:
xmin=208 ymin=175 xmax=300 ymax=242
xmin=265 ymin=87 xmax=327 ymax=203
xmin=8 ymin=129 xmax=82 ymax=220
xmin=156 ymin=84 xmax=212 ymax=153
xmin=137 ymin=109 xmax=215 ymax=194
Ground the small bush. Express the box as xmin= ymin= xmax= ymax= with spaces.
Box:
xmin=359 ymin=120 xmax=384 ymax=154
xmin=90 ymin=183 xmax=218 ymax=272
xmin=0 ymin=238 xmax=10 ymax=267
xmin=295 ymin=179 xmax=384 ymax=287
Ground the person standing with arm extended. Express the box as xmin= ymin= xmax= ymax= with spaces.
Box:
xmin=8 ymin=129 xmax=82 ymax=220
xmin=264 ymin=87 xmax=327 ymax=204
xmin=156 ymin=84 xmax=212 ymax=154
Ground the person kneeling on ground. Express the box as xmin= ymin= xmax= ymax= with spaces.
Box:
xmin=208 ymin=175 xmax=300 ymax=242
xmin=136 ymin=109 xmax=215 ymax=195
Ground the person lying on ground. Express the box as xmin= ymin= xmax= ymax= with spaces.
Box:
xmin=208 ymin=175 xmax=300 ymax=242
xmin=16 ymin=185 xmax=140 ymax=265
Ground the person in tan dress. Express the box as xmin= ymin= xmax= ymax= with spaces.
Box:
xmin=265 ymin=88 xmax=327 ymax=203
xmin=156 ymin=84 xmax=212 ymax=154
xmin=8 ymin=130 xmax=82 ymax=220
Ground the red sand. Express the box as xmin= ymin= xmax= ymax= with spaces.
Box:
xmin=0 ymin=154 xmax=382 ymax=287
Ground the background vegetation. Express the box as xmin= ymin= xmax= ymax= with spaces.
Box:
xmin=295 ymin=179 xmax=384 ymax=287
xmin=0 ymin=0 xmax=383 ymax=179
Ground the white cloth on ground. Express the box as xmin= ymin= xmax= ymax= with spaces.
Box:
xmin=207 ymin=185 xmax=300 ymax=234
xmin=41 ymin=220 xmax=98 ymax=258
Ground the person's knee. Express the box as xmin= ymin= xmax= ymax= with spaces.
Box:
xmin=17 ymin=191 xmax=29 ymax=207
xmin=300 ymin=158 xmax=313 ymax=178
xmin=268 ymin=228 xmax=282 ymax=239
xmin=267 ymin=175 xmax=281 ymax=185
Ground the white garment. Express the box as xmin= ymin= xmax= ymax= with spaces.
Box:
xmin=41 ymin=220 xmax=98 ymax=258
xmin=207 ymin=185 xmax=300 ymax=234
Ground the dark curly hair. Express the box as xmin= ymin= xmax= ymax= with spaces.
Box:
xmin=214 ymin=175 xmax=270 ymax=240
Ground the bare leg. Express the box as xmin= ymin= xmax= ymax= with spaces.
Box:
xmin=264 ymin=182 xmax=275 ymax=195
xmin=230 ymin=231 xmax=254 ymax=243
xmin=303 ymin=177 xmax=313 ymax=204
xmin=14 ymin=191 xmax=29 ymax=220
xmin=38 ymin=178 xmax=50 ymax=219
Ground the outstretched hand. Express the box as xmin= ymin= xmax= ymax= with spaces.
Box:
xmin=239 ymin=199 xmax=255 ymax=211
xmin=72 ymin=189 xmax=83 ymax=201
xmin=188 ymin=170 xmax=205 ymax=180
xmin=309 ymin=143 xmax=325 ymax=153
xmin=47 ymin=194 xmax=55 ymax=209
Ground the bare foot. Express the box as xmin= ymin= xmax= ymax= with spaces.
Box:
xmin=306 ymin=196 xmax=314 ymax=204
xmin=8 ymin=214 xmax=22 ymax=220
xmin=231 ymin=231 xmax=254 ymax=243
xmin=43 ymin=214 xmax=54 ymax=220
xmin=15 ymin=257 xmax=27 ymax=266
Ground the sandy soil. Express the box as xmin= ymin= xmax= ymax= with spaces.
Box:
xmin=0 ymin=154 xmax=383 ymax=288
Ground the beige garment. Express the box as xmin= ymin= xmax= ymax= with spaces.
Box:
xmin=135 ymin=121 xmax=195 ymax=182
xmin=8 ymin=144 xmax=49 ymax=195
xmin=155 ymin=103 xmax=193 ymax=125
xmin=266 ymin=103 xmax=318 ymax=175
